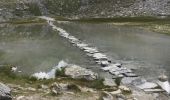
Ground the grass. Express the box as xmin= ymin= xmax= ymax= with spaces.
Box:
xmin=55 ymin=68 xmax=66 ymax=77
xmin=8 ymin=17 xmax=46 ymax=24
xmin=0 ymin=66 xmax=107 ymax=90
xmin=69 ymin=16 xmax=170 ymax=23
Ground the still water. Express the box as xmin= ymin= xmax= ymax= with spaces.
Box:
xmin=0 ymin=22 xmax=170 ymax=80
xmin=57 ymin=22 xmax=170 ymax=80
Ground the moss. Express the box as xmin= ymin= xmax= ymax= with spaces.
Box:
xmin=55 ymin=68 xmax=67 ymax=77
xmin=115 ymin=77 xmax=122 ymax=86
xmin=8 ymin=17 xmax=46 ymax=24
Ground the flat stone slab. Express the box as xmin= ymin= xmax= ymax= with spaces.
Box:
xmin=144 ymin=89 xmax=165 ymax=93
xmin=103 ymin=78 xmax=117 ymax=87
xmin=136 ymin=82 xmax=158 ymax=90
xmin=123 ymin=73 xmax=137 ymax=77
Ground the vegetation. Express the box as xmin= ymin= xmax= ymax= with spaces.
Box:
xmin=67 ymin=84 xmax=81 ymax=92
xmin=0 ymin=66 xmax=107 ymax=90
xmin=8 ymin=17 xmax=46 ymax=24
xmin=55 ymin=68 xmax=66 ymax=77
xmin=115 ymin=77 xmax=122 ymax=86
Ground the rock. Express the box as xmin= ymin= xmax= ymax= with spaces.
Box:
xmin=121 ymin=77 xmax=139 ymax=85
xmin=131 ymin=78 xmax=146 ymax=86
xmin=64 ymin=65 xmax=98 ymax=80
xmin=103 ymin=78 xmax=117 ymax=87
xmin=157 ymin=81 xmax=170 ymax=94
xmin=40 ymin=84 xmax=48 ymax=89
xmin=0 ymin=82 xmax=12 ymax=100
xmin=101 ymin=91 xmax=114 ymax=100
xmin=26 ymin=87 xmax=36 ymax=91
xmin=110 ymin=89 xmax=122 ymax=95
xmin=136 ymin=82 xmax=158 ymax=90
xmin=16 ymin=96 xmax=25 ymax=100
xmin=143 ymin=89 xmax=165 ymax=93
xmin=50 ymin=82 xmax=65 ymax=95
xmin=50 ymin=82 xmax=81 ymax=95
xmin=119 ymin=86 xmax=131 ymax=93
xmin=158 ymin=74 xmax=168 ymax=82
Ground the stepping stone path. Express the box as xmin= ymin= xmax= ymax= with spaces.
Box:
xmin=39 ymin=16 xmax=167 ymax=94
xmin=39 ymin=16 xmax=138 ymax=79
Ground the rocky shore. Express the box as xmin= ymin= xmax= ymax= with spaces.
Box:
xmin=0 ymin=64 xmax=169 ymax=100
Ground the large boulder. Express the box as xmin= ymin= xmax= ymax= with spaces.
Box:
xmin=64 ymin=65 xmax=98 ymax=80
xmin=0 ymin=82 xmax=12 ymax=100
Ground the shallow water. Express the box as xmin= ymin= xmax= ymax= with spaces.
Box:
xmin=1 ymin=22 xmax=170 ymax=80
xmin=57 ymin=22 xmax=170 ymax=80
xmin=0 ymin=24 xmax=95 ymax=75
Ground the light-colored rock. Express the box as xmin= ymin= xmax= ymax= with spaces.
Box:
xmin=64 ymin=65 xmax=98 ymax=80
xmin=136 ymin=82 xmax=158 ymax=90
xmin=50 ymin=82 xmax=65 ymax=95
xmin=40 ymin=84 xmax=48 ymax=89
xmin=102 ymin=91 xmax=114 ymax=100
xmin=157 ymin=81 xmax=170 ymax=94
xmin=119 ymin=86 xmax=131 ymax=93
xmin=110 ymin=89 xmax=122 ymax=95
xmin=0 ymin=82 xmax=12 ymax=100
xmin=26 ymin=87 xmax=36 ymax=91
xmin=103 ymin=78 xmax=117 ymax=87
xmin=16 ymin=96 xmax=25 ymax=100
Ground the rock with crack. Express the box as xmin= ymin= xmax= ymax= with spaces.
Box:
xmin=0 ymin=82 xmax=12 ymax=100
xmin=64 ymin=65 xmax=98 ymax=80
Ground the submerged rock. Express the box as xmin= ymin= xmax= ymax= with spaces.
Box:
xmin=64 ymin=65 xmax=98 ymax=80
xmin=0 ymin=82 xmax=12 ymax=100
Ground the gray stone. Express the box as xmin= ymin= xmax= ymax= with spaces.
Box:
xmin=136 ymin=82 xmax=158 ymax=90
xmin=103 ymin=78 xmax=117 ymax=87
xmin=0 ymin=82 xmax=12 ymax=100
xmin=110 ymin=89 xmax=122 ymax=95
xmin=64 ymin=65 xmax=98 ymax=80
xmin=102 ymin=91 xmax=114 ymax=100
xmin=119 ymin=86 xmax=131 ymax=93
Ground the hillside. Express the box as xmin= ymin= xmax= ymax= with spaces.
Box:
xmin=0 ymin=0 xmax=170 ymax=21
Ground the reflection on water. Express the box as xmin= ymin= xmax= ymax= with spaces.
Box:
xmin=0 ymin=24 xmax=93 ymax=75
xmin=58 ymin=22 xmax=170 ymax=80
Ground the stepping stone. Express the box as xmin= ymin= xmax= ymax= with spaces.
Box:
xmin=123 ymin=73 xmax=138 ymax=77
xmin=144 ymin=89 xmax=165 ymax=93
xmin=112 ymin=74 xmax=124 ymax=78
xmin=101 ymin=61 xmax=110 ymax=67
xmin=136 ymin=82 xmax=158 ymax=89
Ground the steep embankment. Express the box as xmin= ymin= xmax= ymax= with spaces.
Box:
xmin=0 ymin=0 xmax=170 ymax=21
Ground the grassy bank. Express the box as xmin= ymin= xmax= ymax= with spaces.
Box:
xmin=0 ymin=66 xmax=106 ymax=90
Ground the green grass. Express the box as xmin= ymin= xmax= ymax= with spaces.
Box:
xmin=8 ymin=17 xmax=46 ymax=24
xmin=55 ymin=68 xmax=66 ymax=77
xmin=69 ymin=16 xmax=170 ymax=23
xmin=0 ymin=66 xmax=107 ymax=90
